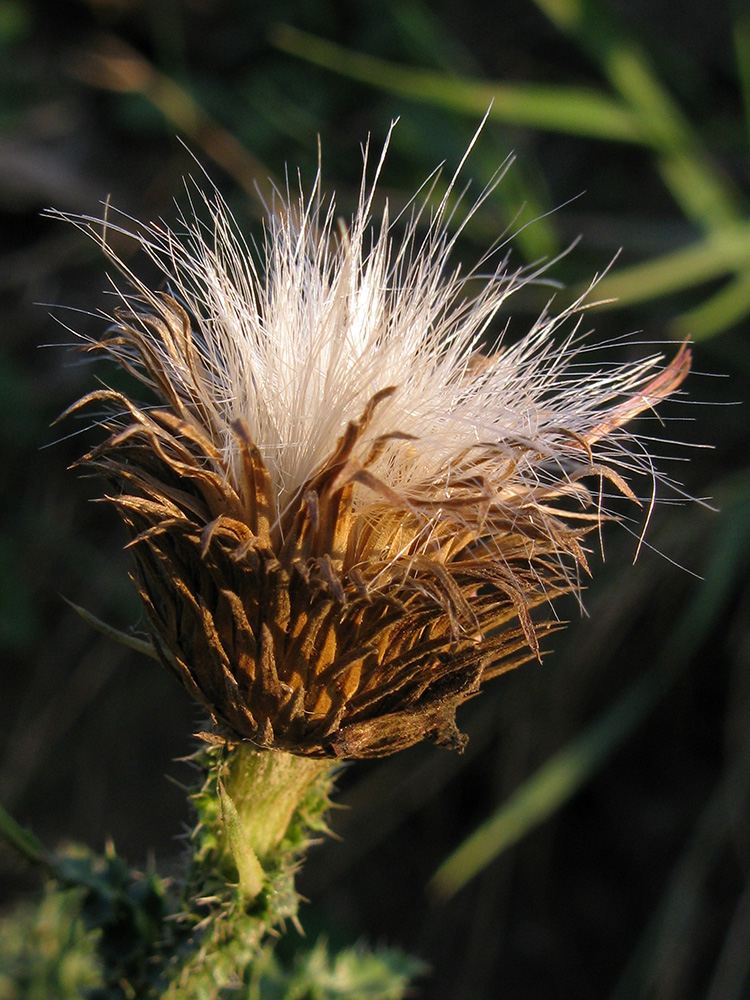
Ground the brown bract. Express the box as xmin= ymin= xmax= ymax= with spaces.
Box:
xmin=68 ymin=296 xmax=690 ymax=758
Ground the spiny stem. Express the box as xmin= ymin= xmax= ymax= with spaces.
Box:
xmin=162 ymin=743 xmax=337 ymax=996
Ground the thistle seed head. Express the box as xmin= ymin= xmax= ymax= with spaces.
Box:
xmin=60 ymin=137 xmax=690 ymax=758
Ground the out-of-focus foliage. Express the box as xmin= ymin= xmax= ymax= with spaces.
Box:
xmin=247 ymin=940 xmax=427 ymax=1000
xmin=0 ymin=884 xmax=99 ymax=1000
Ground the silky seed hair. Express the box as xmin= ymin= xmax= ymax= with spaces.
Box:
xmin=55 ymin=131 xmax=691 ymax=758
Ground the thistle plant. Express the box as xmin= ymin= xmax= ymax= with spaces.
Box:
xmin=5 ymin=130 xmax=691 ymax=997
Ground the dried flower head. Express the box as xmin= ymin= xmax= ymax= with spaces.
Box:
xmin=59 ymin=136 xmax=690 ymax=759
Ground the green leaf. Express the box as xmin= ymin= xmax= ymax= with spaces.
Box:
xmin=386 ymin=1 xmax=561 ymax=262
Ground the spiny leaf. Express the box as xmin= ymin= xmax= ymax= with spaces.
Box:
xmin=218 ymin=780 xmax=266 ymax=904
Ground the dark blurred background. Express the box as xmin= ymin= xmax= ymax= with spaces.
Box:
xmin=1 ymin=1 xmax=749 ymax=998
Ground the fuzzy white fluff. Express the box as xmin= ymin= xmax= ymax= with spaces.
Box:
xmin=56 ymin=129 xmax=687 ymax=533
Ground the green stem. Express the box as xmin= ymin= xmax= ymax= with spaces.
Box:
xmin=163 ymin=744 xmax=336 ymax=997
xmin=221 ymin=746 xmax=331 ymax=871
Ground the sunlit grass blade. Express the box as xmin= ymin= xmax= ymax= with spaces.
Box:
xmin=270 ymin=24 xmax=642 ymax=142
xmin=588 ymin=221 xmax=750 ymax=306
xmin=429 ymin=494 xmax=750 ymax=901
xmin=531 ymin=0 xmax=742 ymax=230
xmin=670 ymin=270 xmax=750 ymax=340
xmin=429 ymin=674 xmax=659 ymax=901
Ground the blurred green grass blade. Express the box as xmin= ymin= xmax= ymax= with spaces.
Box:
xmin=387 ymin=0 xmax=476 ymax=73
xmin=430 ymin=501 xmax=750 ymax=901
xmin=429 ymin=676 xmax=658 ymax=901
xmin=589 ymin=221 xmax=750 ymax=306
xmin=531 ymin=0 xmax=743 ymax=230
xmin=609 ymin=490 xmax=750 ymax=1000
xmin=704 ymin=877 xmax=750 ymax=1000
xmin=386 ymin=0 xmax=561 ymax=261
xmin=0 ymin=0 xmax=30 ymax=47
xmin=0 ymin=802 xmax=49 ymax=869
xmin=609 ymin=742 xmax=750 ymax=1000
xmin=670 ymin=270 xmax=750 ymax=340
xmin=72 ymin=35 xmax=278 ymax=212
xmin=490 ymin=164 xmax=560 ymax=262
xmin=62 ymin=597 xmax=160 ymax=661
xmin=270 ymin=24 xmax=642 ymax=142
